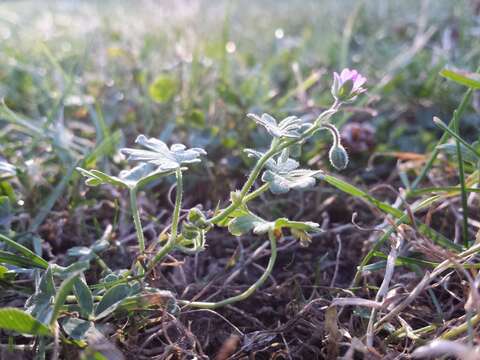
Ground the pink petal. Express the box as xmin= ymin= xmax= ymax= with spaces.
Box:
xmin=339 ymin=68 xmax=352 ymax=82
xmin=333 ymin=72 xmax=341 ymax=83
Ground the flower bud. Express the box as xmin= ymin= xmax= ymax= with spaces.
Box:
xmin=187 ymin=208 xmax=208 ymax=228
xmin=181 ymin=222 xmax=200 ymax=240
xmin=329 ymin=144 xmax=349 ymax=170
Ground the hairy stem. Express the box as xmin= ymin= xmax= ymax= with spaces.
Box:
xmin=208 ymin=146 xmax=278 ymax=225
xmin=178 ymin=230 xmax=278 ymax=309
xmin=243 ymin=183 xmax=269 ymax=203
xmin=320 ymin=123 xmax=341 ymax=147
xmin=130 ymin=187 xmax=145 ymax=254
xmin=147 ymin=168 xmax=183 ymax=272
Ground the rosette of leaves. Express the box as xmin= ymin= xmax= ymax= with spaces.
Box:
xmin=245 ymin=149 xmax=322 ymax=194
xmin=247 ymin=113 xmax=305 ymax=139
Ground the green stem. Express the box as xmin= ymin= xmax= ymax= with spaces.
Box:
xmin=440 ymin=313 xmax=480 ymax=340
xmin=243 ymin=183 xmax=269 ymax=203
xmin=178 ymin=231 xmax=278 ymax=309
xmin=147 ymin=168 xmax=183 ymax=272
xmin=320 ymin=123 xmax=341 ymax=147
xmin=130 ymin=187 xmax=145 ymax=254
xmin=208 ymin=146 xmax=278 ymax=225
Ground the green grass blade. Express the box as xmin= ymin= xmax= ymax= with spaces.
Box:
xmin=433 ymin=117 xmax=480 ymax=159
xmin=440 ymin=68 xmax=480 ymax=89
xmin=453 ymin=114 xmax=470 ymax=247
xmin=322 ymin=174 xmax=460 ymax=251
xmin=0 ymin=234 xmax=48 ymax=269
xmin=0 ymin=250 xmax=47 ymax=269
xmin=408 ymin=186 xmax=480 ymax=197
xmin=74 ymin=278 xmax=94 ymax=318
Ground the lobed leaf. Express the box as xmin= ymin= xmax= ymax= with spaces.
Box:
xmin=248 ymin=113 xmax=304 ymax=139
xmin=120 ymin=135 xmax=206 ymax=170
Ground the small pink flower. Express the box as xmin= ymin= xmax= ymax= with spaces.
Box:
xmin=331 ymin=68 xmax=367 ymax=101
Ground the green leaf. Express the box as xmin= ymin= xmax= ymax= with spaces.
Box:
xmin=0 ymin=308 xmax=51 ymax=336
xmin=94 ymin=284 xmax=131 ymax=319
xmin=274 ymin=218 xmax=321 ymax=232
xmin=25 ymin=267 xmax=56 ymax=326
xmin=0 ymin=233 xmax=49 ymax=269
xmin=183 ymin=109 xmax=205 ymax=128
xmin=228 ymin=213 xmax=268 ymax=236
xmin=149 ymin=75 xmax=178 ymax=103
xmin=247 ymin=113 xmax=304 ymax=139
xmin=74 ymin=278 xmax=94 ymax=317
xmin=227 ymin=212 xmax=321 ymax=237
xmin=50 ymin=273 xmax=80 ymax=326
xmin=440 ymin=68 xmax=480 ymax=89
xmin=78 ymin=163 xmax=179 ymax=190
xmin=76 ymin=168 xmax=127 ymax=188
xmin=260 ymin=149 xmax=321 ymax=194
xmin=60 ymin=317 xmax=95 ymax=340
xmin=51 ymin=261 xmax=90 ymax=278
xmin=0 ymin=265 xmax=9 ymax=279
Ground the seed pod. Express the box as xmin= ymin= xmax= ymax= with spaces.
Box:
xmin=329 ymin=144 xmax=349 ymax=170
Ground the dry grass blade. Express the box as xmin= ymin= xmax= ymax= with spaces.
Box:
xmin=375 ymin=242 xmax=480 ymax=331
xmin=366 ymin=230 xmax=405 ymax=346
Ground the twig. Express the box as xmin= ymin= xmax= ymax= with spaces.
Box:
xmin=330 ymin=235 xmax=342 ymax=287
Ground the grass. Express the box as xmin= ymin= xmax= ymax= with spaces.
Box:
xmin=0 ymin=0 xmax=480 ymax=358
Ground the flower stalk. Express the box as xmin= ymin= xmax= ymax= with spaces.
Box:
xmin=147 ymin=168 xmax=183 ymax=272
xmin=130 ymin=187 xmax=145 ymax=254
